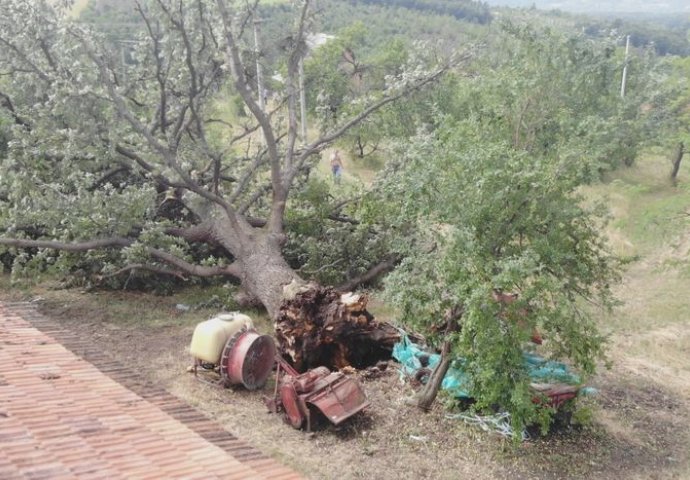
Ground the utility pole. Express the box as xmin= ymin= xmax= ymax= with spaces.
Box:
xmin=253 ymin=17 xmax=265 ymax=112
xmin=299 ymin=57 xmax=307 ymax=144
xmin=620 ymin=35 xmax=630 ymax=99
xmin=117 ymin=40 xmax=137 ymax=84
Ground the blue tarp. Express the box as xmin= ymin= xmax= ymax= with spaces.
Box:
xmin=392 ymin=335 xmax=584 ymax=399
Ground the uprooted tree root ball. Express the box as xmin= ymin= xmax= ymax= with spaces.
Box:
xmin=275 ymin=285 xmax=401 ymax=371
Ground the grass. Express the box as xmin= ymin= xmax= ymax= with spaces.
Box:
xmin=69 ymin=0 xmax=91 ymax=17
xmin=0 ymin=274 xmax=273 ymax=332
xmin=583 ymin=152 xmax=690 ymax=255
xmin=581 ymin=151 xmax=690 ymax=398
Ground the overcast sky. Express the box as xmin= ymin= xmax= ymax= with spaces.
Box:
xmin=482 ymin=0 xmax=690 ymax=14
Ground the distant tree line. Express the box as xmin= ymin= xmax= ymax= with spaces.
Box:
xmin=347 ymin=0 xmax=492 ymax=25
xmin=579 ymin=17 xmax=690 ymax=56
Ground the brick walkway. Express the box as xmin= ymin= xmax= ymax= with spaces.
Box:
xmin=0 ymin=303 xmax=303 ymax=480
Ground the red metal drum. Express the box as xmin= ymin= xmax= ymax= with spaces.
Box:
xmin=221 ymin=330 xmax=276 ymax=390
xmin=279 ymin=381 xmax=306 ymax=429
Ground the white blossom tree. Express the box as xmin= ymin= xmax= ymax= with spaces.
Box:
xmin=0 ymin=0 xmax=456 ymax=323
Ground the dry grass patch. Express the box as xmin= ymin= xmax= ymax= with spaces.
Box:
xmin=69 ymin=0 xmax=90 ymax=17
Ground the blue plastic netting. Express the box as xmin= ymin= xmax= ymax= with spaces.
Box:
xmin=392 ymin=334 xmax=584 ymax=399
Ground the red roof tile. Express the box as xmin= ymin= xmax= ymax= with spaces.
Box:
xmin=0 ymin=304 xmax=304 ymax=480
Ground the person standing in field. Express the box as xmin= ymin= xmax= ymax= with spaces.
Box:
xmin=330 ymin=150 xmax=343 ymax=184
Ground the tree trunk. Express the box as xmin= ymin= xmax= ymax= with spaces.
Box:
xmin=416 ymin=340 xmax=452 ymax=411
xmin=234 ymin=238 xmax=302 ymax=319
xmin=356 ymin=135 xmax=365 ymax=158
xmin=207 ymin=212 xmax=300 ymax=319
xmin=671 ymin=142 xmax=685 ymax=183
xmin=210 ymin=216 xmax=401 ymax=372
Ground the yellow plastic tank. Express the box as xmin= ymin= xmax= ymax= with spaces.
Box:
xmin=189 ymin=313 xmax=254 ymax=364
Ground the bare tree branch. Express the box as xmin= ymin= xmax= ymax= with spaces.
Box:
xmin=148 ymin=247 xmax=241 ymax=277
xmin=229 ymin=151 xmax=268 ymax=204
xmin=0 ymin=90 xmax=30 ymax=128
xmin=237 ymin=0 xmax=260 ymax=39
xmin=0 ymin=237 xmax=133 ymax=251
xmin=73 ymin=30 xmax=241 ymax=222
xmin=154 ymin=0 xmax=216 ymax=161
xmin=0 ymin=235 xmax=241 ymax=279
xmin=328 ymin=214 xmax=360 ymax=225
xmin=99 ymin=263 xmax=189 ymax=281
xmin=114 ymin=144 xmax=185 ymax=189
xmin=331 ymin=196 xmax=362 ymax=213
xmin=216 ymin=0 xmax=286 ymax=234
xmin=288 ymin=61 xmax=463 ymax=185
xmin=0 ymin=36 xmax=50 ymax=82
xmin=136 ymin=0 xmax=169 ymax=135
xmin=224 ymin=97 xmax=288 ymax=148
xmin=284 ymin=0 xmax=311 ymax=173
xmin=88 ymin=166 xmax=130 ymax=191
xmin=38 ymin=39 xmax=59 ymax=75
xmin=164 ymin=222 xmax=214 ymax=244
xmin=337 ymin=255 xmax=400 ymax=292
xmin=238 ymin=183 xmax=272 ymax=214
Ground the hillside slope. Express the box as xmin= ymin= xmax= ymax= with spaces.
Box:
xmin=483 ymin=0 xmax=690 ymax=14
xmin=582 ymin=153 xmax=690 ymax=400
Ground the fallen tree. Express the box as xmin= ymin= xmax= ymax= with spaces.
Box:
xmin=0 ymin=0 xmax=462 ymax=367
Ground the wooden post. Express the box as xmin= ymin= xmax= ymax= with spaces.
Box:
xmin=415 ymin=340 xmax=452 ymax=411
xmin=253 ymin=17 xmax=265 ymax=112
xmin=299 ymin=57 xmax=307 ymax=144
xmin=621 ymin=35 xmax=630 ymax=99
xmin=671 ymin=142 xmax=685 ymax=183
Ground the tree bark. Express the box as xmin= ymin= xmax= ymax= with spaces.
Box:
xmin=671 ymin=141 xmax=685 ymax=183
xmin=337 ymin=255 xmax=400 ymax=292
xmin=234 ymin=237 xmax=301 ymax=318
xmin=416 ymin=340 xmax=452 ymax=411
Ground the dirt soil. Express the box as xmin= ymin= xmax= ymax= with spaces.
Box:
xmin=2 ymin=286 xmax=689 ymax=480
